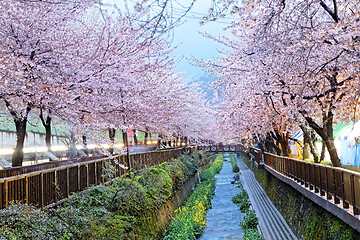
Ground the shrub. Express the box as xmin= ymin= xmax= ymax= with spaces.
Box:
xmin=241 ymin=210 xmax=259 ymax=230
xmin=191 ymin=151 xmax=208 ymax=167
xmin=244 ymin=228 xmax=264 ymax=240
xmin=233 ymin=188 xmax=263 ymax=239
xmin=164 ymin=184 xmax=211 ymax=240
xmin=232 ymin=190 xmax=251 ymax=213
xmin=199 ymin=167 xmax=215 ymax=182
xmin=212 ymin=154 xmax=224 ymax=174
xmin=136 ymin=167 xmax=173 ymax=207
xmin=230 ymin=154 xmax=240 ymax=172
xmin=0 ymin=203 xmax=77 ymax=240
xmin=159 ymin=160 xmax=185 ymax=190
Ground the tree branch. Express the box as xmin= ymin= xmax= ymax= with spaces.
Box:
xmin=320 ymin=0 xmax=339 ymax=23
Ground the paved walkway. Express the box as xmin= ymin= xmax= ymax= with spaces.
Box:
xmin=199 ymin=154 xmax=244 ymax=240
xmin=237 ymin=155 xmax=298 ymax=240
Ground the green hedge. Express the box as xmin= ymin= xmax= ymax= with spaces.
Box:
xmin=0 ymin=151 xmax=210 ymax=239
xmin=164 ymin=154 xmax=224 ymax=239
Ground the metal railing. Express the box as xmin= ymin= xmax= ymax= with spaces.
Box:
xmin=0 ymin=148 xmax=191 ymax=209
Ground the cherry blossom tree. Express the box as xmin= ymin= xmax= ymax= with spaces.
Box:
xmin=206 ymin=0 xmax=360 ymax=166
xmin=0 ymin=0 xmax=97 ymax=166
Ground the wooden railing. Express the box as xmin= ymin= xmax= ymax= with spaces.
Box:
xmin=249 ymin=147 xmax=263 ymax=167
xmin=0 ymin=156 xmax=102 ymax=179
xmin=199 ymin=144 xmax=244 ymax=153
xmin=0 ymin=148 xmax=190 ymax=209
xmin=263 ymin=152 xmax=360 ymax=215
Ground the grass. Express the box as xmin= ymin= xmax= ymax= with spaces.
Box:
xmin=230 ymin=154 xmax=240 ymax=172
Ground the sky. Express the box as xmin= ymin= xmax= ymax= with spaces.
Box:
xmin=168 ymin=0 xmax=234 ymax=83
xmin=103 ymin=0 xmax=234 ymax=84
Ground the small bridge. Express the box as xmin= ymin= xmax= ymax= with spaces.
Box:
xmin=200 ymin=144 xmax=244 ymax=153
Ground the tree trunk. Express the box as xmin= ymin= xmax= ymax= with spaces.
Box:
xmin=144 ymin=131 xmax=149 ymax=144
xmin=301 ymin=110 xmax=341 ymax=167
xmin=324 ymin=139 xmax=340 ymax=166
xmin=281 ymin=134 xmax=291 ymax=157
xmin=82 ymin=135 xmax=88 ymax=155
xmin=300 ymin=125 xmax=310 ymax=160
xmin=324 ymin=113 xmax=341 ymax=167
xmin=12 ymin=118 xmax=28 ymax=167
xmin=108 ymin=128 xmax=116 ymax=154
xmin=274 ymin=130 xmax=291 ymax=157
xmin=122 ymin=131 xmax=127 ymax=147
xmin=69 ymin=130 xmax=77 ymax=158
xmin=122 ymin=130 xmax=130 ymax=168
xmin=303 ymin=135 xmax=310 ymax=160
xmin=309 ymin=130 xmax=320 ymax=163
xmin=82 ymin=135 xmax=87 ymax=147
xmin=5 ymin=101 xmax=32 ymax=167
xmin=269 ymin=132 xmax=282 ymax=155
xmin=132 ymin=129 xmax=138 ymax=145
xmin=40 ymin=109 xmax=52 ymax=152
xmin=320 ymin=141 xmax=326 ymax=163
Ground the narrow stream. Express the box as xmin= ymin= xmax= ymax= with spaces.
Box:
xmin=199 ymin=154 xmax=244 ymax=240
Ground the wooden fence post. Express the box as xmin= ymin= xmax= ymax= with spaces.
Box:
xmin=353 ymin=175 xmax=360 ymax=215
xmin=5 ymin=180 xmax=8 ymax=207
xmin=77 ymin=165 xmax=81 ymax=192
xmin=66 ymin=168 xmax=70 ymax=198
xmin=54 ymin=169 xmax=58 ymax=202
xmin=41 ymin=172 xmax=44 ymax=209
xmin=25 ymin=176 xmax=29 ymax=204
xmin=86 ymin=164 xmax=89 ymax=188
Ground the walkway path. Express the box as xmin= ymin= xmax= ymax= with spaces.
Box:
xmin=237 ymin=155 xmax=298 ymax=240
xmin=199 ymin=154 xmax=244 ymax=240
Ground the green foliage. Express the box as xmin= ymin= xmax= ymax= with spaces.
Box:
xmin=199 ymin=154 xmax=223 ymax=182
xmin=232 ymin=189 xmax=250 ymax=213
xmin=0 ymin=151 xmax=211 ymax=239
xmin=241 ymin=210 xmax=259 ymax=230
xmin=190 ymin=150 xmax=209 ymax=167
xmin=232 ymin=186 xmax=263 ymax=239
xmin=177 ymin=154 xmax=198 ymax=177
xmin=159 ymin=159 xmax=187 ymax=190
xmin=327 ymin=219 xmax=353 ymax=240
xmin=164 ymin=181 xmax=215 ymax=240
xmin=0 ymin=203 xmax=70 ymax=240
xmin=164 ymin=154 xmax=224 ymax=239
xmin=244 ymin=228 xmax=264 ymax=240
xmin=102 ymin=161 xmax=118 ymax=181
xmin=342 ymin=165 xmax=360 ymax=173
xmin=84 ymin=215 xmax=135 ymax=239
xmin=136 ymin=167 xmax=173 ymax=207
xmin=212 ymin=154 xmax=224 ymax=174
xmin=230 ymin=154 xmax=240 ymax=172
xmin=199 ymin=167 xmax=215 ymax=182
